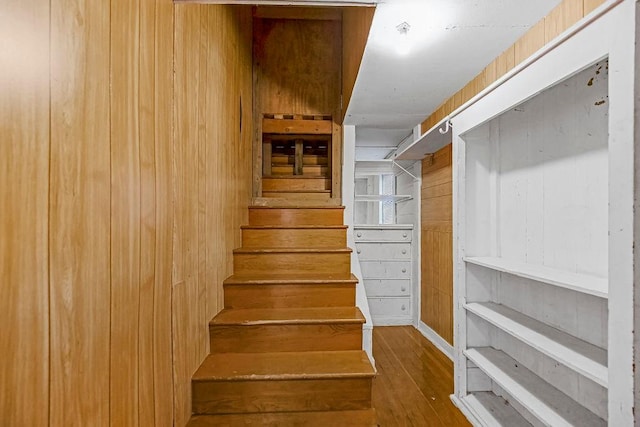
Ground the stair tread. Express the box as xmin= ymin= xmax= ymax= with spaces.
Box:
xmin=263 ymin=175 xmax=330 ymax=180
xmin=251 ymin=197 xmax=342 ymax=207
xmin=234 ymin=247 xmax=352 ymax=254
xmin=224 ymin=272 xmax=358 ymax=285
xmin=192 ymin=350 xmax=375 ymax=382
xmin=263 ymin=190 xmax=331 ymax=193
xmin=188 ymin=409 xmax=377 ymax=427
xmin=249 ymin=204 xmax=344 ymax=209
xmin=241 ymin=225 xmax=347 ymax=229
xmin=211 ymin=307 xmax=366 ymax=326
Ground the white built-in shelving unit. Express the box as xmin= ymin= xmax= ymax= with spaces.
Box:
xmin=451 ymin=1 xmax=638 ymax=425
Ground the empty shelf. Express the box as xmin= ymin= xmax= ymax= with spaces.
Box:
xmin=458 ymin=392 xmax=532 ymax=427
xmin=465 ymin=347 xmax=605 ymax=427
xmin=464 ymin=257 xmax=607 ymax=298
xmin=465 ymin=302 xmax=607 ymax=387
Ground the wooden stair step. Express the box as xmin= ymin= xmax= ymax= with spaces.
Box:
xmin=263 ymin=177 xmax=330 ymax=191
xmin=251 ymin=197 xmax=341 ymax=207
xmin=271 ymin=154 xmax=328 ymax=165
xmin=241 ymin=224 xmax=347 ymax=248
xmin=224 ymin=273 xmax=358 ymax=309
xmin=211 ymin=307 xmax=366 ymax=326
xmin=270 ymin=166 xmax=329 ymax=176
xmin=248 ymin=205 xmax=344 ymax=226
xmin=192 ymin=350 xmax=374 ymax=415
xmin=224 ymin=272 xmax=359 ymax=285
xmin=193 ymin=350 xmax=375 ymax=381
xmin=209 ymin=307 xmax=365 ymax=353
xmin=188 ymin=409 xmax=377 ymax=427
xmin=262 ymin=190 xmax=331 ymax=200
xmin=233 ymin=248 xmax=351 ymax=274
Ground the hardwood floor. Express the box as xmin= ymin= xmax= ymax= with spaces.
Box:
xmin=372 ymin=326 xmax=471 ymax=427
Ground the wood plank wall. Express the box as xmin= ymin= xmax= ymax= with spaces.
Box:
xmin=421 ymin=0 xmax=607 ymax=132
xmin=421 ymin=146 xmax=453 ymax=345
xmin=253 ymin=15 xmax=343 ymax=198
xmin=418 ymin=0 xmax=607 ymax=346
xmin=342 ymin=7 xmax=375 ymax=122
xmin=0 ymin=2 xmax=253 ymax=425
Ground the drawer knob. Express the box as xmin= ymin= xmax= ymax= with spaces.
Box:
xmin=401 ymin=286 xmax=406 ymax=292
xmin=401 ymin=305 xmax=406 ymax=311
xmin=403 ymin=233 xmax=407 ymax=238
xmin=357 ymin=249 xmax=361 ymax=254
xmin=402 ymin=249 xmax=407 ymax=254
xmin=357 ymin=232 xmax=362 ymax=237
xmin=401 ymin=268 xmax=407 ymax=273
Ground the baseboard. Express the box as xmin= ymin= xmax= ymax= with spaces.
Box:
xmin=417 ymin=321 xmax=454 ymax=361
xmin=372 ymin=316 xmax=413 ymax=326
xmin=450 ymin=394 xmax=481 ymax=427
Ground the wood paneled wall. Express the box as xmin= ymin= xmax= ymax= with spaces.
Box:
xmin=252 ymin=15 xmax=343 ymax=198
xmin=421 ymin=146 xmax=453 ymax=345
xmin=421 ymin=0 xmax=607 ymax=132
xmin=254 ymin=18 xmax=341 ymax=116
xmin=342 ymin=7 xmax=375 ymax=122
xmin=1 ymin=2 xmax=253 ymax=425
xmin=418 ymin=0 xmax=607 ymax=347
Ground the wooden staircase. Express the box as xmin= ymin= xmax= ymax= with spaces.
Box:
xmin=188 ymin=205 xmax=377 ymax=426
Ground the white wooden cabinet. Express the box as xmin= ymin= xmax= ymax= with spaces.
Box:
xmin=355 ymin=225 xmax=413 ymax=325
xmin=450 ymin=1 xmax=638 ymax=425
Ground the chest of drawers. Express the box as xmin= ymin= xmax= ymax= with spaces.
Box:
xmin=354 ymin=225 xmax=414 ymax=325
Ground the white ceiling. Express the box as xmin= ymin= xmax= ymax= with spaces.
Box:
xmin=346 ymin=0 xmax=562 ymax=159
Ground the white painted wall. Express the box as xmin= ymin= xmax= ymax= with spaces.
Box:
xmin=343 ymin=125 xmax=374 ymax=364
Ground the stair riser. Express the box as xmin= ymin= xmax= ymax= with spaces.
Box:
xmin=248 ymin=208 xmax=344 ymax=226
xmin=263 ymin=178 xmax=330 ymax=191
xmin=192 ymin=378 xmax=372 ymax=415
xmin=241 ymin=228 xmax=346 ymax=248
xmin=272 ymin=155 xmax=328 ymax=166
xmin=271 ymin=167 xmax=329 ymax=177
xmin=209 ymin=324 xmax=363 ymax=353
xmin=263 ymin=191 xmax=331 ymax=200
xmin=233 ymin=253 xmax=350 ymax=274
xmin=188 ymin=409 xmax=377 ymax=427
xmin=224 ymin=284 xmax=356 ymax=309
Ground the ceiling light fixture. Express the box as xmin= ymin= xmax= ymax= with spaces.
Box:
xmin=395 ymin=21 xmax=411 ymax=56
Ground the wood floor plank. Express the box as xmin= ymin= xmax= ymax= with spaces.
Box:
xmin=372 ymin=326 xmax=471 ymax=427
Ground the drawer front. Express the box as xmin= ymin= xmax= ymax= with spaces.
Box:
xmin=368 ymin=297 xmax=412 ymax=317
xmin=364 ymin=279 xmax=411 ymax=297
xmin=354 ymin=229 xmax=412 ymax=242
xmin=359 ymin=261 xmax=411 ymax=279
xmin=355 ymin=242 xmax=411 ymax=260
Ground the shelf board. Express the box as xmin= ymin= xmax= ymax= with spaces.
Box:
xmin=354 ymin=195 xmax=413 ymax=202
xmin=394 ymin=118 xmax=451 ymax=160
xmin=465 ymin=347 xmax=605 ymax=427
xmin=459 ymin=392 xmax=532 ymax=427
xmin=463 ymin=257 xmax=607 ymax=299
xmin=465 ymin=302 xmax=607 ymax=387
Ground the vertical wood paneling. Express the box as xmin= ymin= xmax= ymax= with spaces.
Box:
xmin=4 ymin=2 xmax=253 ymax=424
xmin=110 ymin=0 xmax=141 ymax=424
xmin=172 ymin=5 xmax=196 ymax=424
xmin=514 ymin=20 xmax=545 ymax=65
xmin=421 ymin=145 xmax=453 ymax=345
xmin=545 ymin=0 xmax=583 ymax=42
xmin=49 ymin=0 xmax=111 ymax=425
xmin=255 ymin=19 xmax=341 ymax=116
xmin=139 ymin=0 xmax=158 ymax=424
xmin=584 ymin=0 xmax=606 ymax=15
xmin=421 ymin=0 xmax=598 ymax=132
xmin=0 ymin=1 xmax=50 ymax=424
xmin=153 ymin=0 xmax=176 ymax=424
xmin=173 ymin=4 xmax=254 ymax=423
